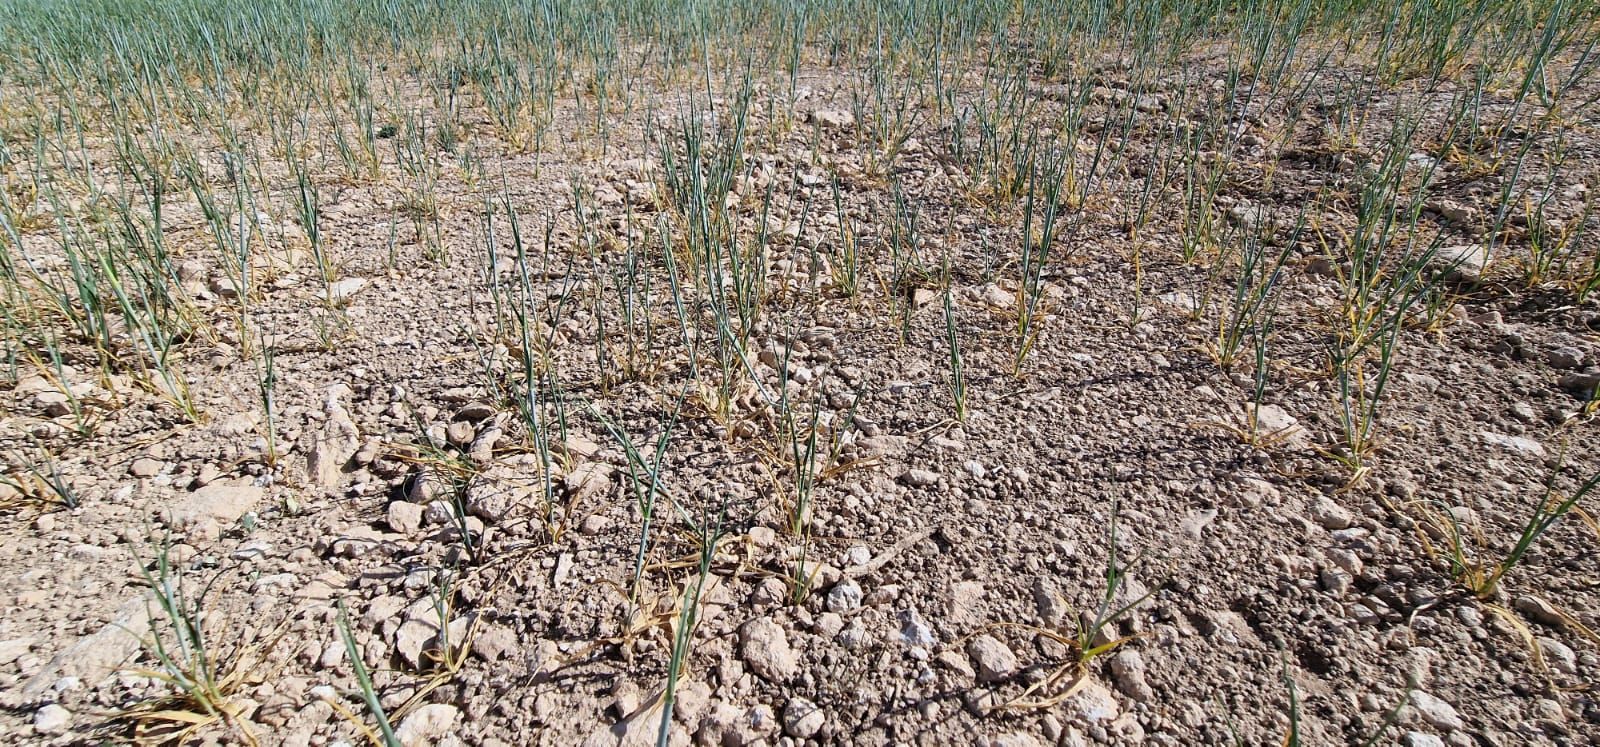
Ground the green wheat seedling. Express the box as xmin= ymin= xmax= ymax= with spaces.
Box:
xmin=291 ymin=160 xmax=338 ymax=305
xmin=1212 ymin=216 xmax=1299 ymax=370
xmin=941 ymin=279 xmax=967 ymax=422
xmin=1420 ymin=463 xmax=1600 ymax=600
xmin=656 ymin=505 xmax=725 ymax=747
xmin=828 ymin=172 xmax=862 ymax=299
xmin=2 ymin=445 xmax=80 ymax=509
xmin=253 ymin=333 xmax=279 ymax=467
xmin=333 ymin=599 xmax=400 ymax=747
xmin=589 ymin=394 xmax=686 ymax=641
xmin=969 ymin=499 xmax=1159 ymax=712
xmin=1012 ymin=145 xmax=1067 ymax=376
xmin=120 ymin=533 xmax=273 ymax=746
xmin=403 ymin=412 xmax=483 ymax=563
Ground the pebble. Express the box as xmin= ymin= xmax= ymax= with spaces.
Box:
xmin=1403 ymin=733 xmax=1446 ymax=747
xmin=1536 ymin=637 xmax=1577 ymax=674
xmin=1032 ymin=578 xmax=1070 ymax=627
xmin=782 ymin=698 xmax=825 ymax=739
xmin=1409 ymin=691 xmax=1463 ymax=731
xmin=1310 ymin=496 xmax=1353 ymax=530
xmin=898 ymin=469 xmax=939 ymax=488
xmin=826 ymin=580 xmax=863 ymax=613
xmin=129 ymin=458 xmax=163 ymax=478
xmin=809 ymin=109 xmax=855 ymax=129
xmin=34 ymin=704 xmax=71 ymax=735
xmin=1110 ymin=650 xmax=1153 ymax=702
xmin=966 ymin=634 xmax=1018 ymax=683
xmin=896 ymin=609 xmax=937 ymax=648
xmin=1546 ymin=347 xmax=1585 ymax=369
xmin=578 ymin=514 xmax=610 ymax=535
xmin=740 ymin=618 xmax=798 ymax=682
xmin=327 ymin=277 xmax=369 ymax=304
xmin=1515 ymin=595 xmax=1565 ymax=628
xmin=1066 ymin=680 xmax=1120 ymax=723
xmin=387 ymin=501 xmax=425 ymax=535
xmin=394 ymin=703 xmax=459 ymax=747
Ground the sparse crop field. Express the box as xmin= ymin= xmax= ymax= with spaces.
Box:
xmin=1 ymin=0 xmax=1599 ymax=744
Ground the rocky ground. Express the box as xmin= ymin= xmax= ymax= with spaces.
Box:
xmin=2 ymin=43 xmax=1600 ymax=747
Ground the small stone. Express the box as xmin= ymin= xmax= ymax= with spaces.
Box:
xmin=1479 ymin=431 xmax=1545 ymax=457
xmin=1403 ymin=733 xmax=1446 ymax=747
xmin=129 ymin=458 xmax=163 ymax=478
xmin=394 ymin=703 xmax=458 ymax=747
xmin=898 ymin=469 xmax=939 ymax=488
xmin=1409 ymin=691 xmax=1463 ymax=731
xmin=162 ymin=482 xmax=265 ymax=528
xmin=782 ymin=698 xmax=825 ymax=739
xmin=579 ymin=514 xmax=610 ymax=535
xmin=1546 ymin=347 xmax=1585 ymax=369
xmin=1180 ymin=509 xmax=1217 ymax=539
xmin=1536 ymin=637 xmax=1577 ymax=675
xmin=1515 ymin=595 xmax=1565 ymax=628
xmin=34 ymin=704 xmax=71 ymax=735
xmin=1310 ymin=496 xmax=1353 ymax=530
xmin=387 ymin=501 xmax=425 ymax=535
xmin=1032 ymin=577 xmax=1070 ymax=627
xmin=1558 ymin=370 xmax=1599 ymax=396
xmin=1110 ymin=650 xmax=1153 ymax=702
xmin=809 ymin=109 xmax=855 ymax=129
xmin=966 ymin=634 xmax=1018 ymax=683
xmin=826 ymin=580 xmax=863 ymax=613
xmin=0 ymin=637 xmax=34 ymax=665
xmin=327 ymin=277 xmax=369 ymax=304
xmin=394 ymin=619 xmax=435 ymax=669
xmin=1426 ymin=199 xmax=1476 ymax=224
xmin=1534 ymin=698 xmax=1564 ymax=722
xmin=1433 ymin=245 xmax=1490 ymax=282
xmin=740 ymin=618 xmax=798 ymax=683
xmin=1066 ymin=680 xmax=1120 ymax=723
xmin=1321 ymin=567 xmax=1353 ymax=596
xmin=896 ymin=609 xmax=937 ymax=648
xmin=472 ymin=624 xmax=517 ymax=663
xmin=445 ymin=421 xmax=475 ymax=446
xmin=454 ymin=402 xmax=497 ymax=421
xmin=1508 ymin=402 xmax=1539 ymax=423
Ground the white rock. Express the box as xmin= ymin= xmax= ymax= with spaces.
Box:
xmin=1409 ymin=691 xmax=1463 ymax=731
xmin=739 ymin=619 xmax=798 ymax=683
xmin=34 ymin=704 xmax=71 ymax=735
xmin=1110 ymin=650 xmax=1153 ymax=702
xmin=1310 ymin=496 xmax=1354 ymax=530
xmin=1066 ymin=680 xmax=1120 ymax=723
xmin=782 ymin=698 xmax=825 ymax=739
xmin=967 ymin=635 xmax=1018 ymax=683
xmin=809 ymin=109 xmax=855 ymax=129
xmin=327 ymin=277 xmax=369 ymax=303
xmin=1536 ymin=637 xmax=1577 ymax=675
xmin=307 ymin=390 xmax=360 ymax=488
xmin=394 ymin=703 xmax=459 ymax=747
xmin=896 ymin=609 xmax=937 ymax=648
xmin=0 ymin=637 xmax=34 ymax=666
xmin=129 ymin=458 xmax=164 ymax=478
xmin=825 ymin=580 xmax=863 ymax=613
xmin=387 ymin=501 xmax=425 ymax=535
xmin=898 ymin=469 xmax=939 ymax=488
xmin=1478 ymin=431 xmax=1545 ymax=457
xmin=163 ymin=481 xmax=265 ymax=528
